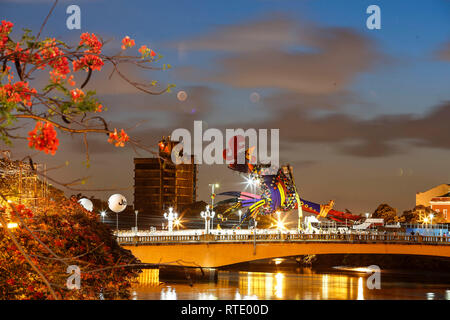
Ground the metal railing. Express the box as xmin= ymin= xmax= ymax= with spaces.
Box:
xmin=116 ymin=232 xmax=450 ymax=246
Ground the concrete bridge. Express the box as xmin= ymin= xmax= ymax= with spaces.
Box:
xmin=117 ymin=232 xmax=450 ymax=268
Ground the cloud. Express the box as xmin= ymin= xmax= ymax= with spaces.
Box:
xmin=83 ymin=63 xmax=168 ymax=96
xmin=176 ymin=15 xmax=297 ymax=53
xmin=235 ymin=101 xmax=450 ymax=158
xmin=174 ymin=14 xmax=385 ymax=94
xmin=260 ymin=90 xmax=366 ymax=112
xmin=62 ymin=85 xmax=217 ymax=156
xmin=98 ymin=85 xmax=217 ymax=126
xmin=436 ymin=41 xmax=450 ymax=61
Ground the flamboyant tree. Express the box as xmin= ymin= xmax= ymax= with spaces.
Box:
xmin=0 ymin=0 xmax=173 ymax=299
xmin=0 ymin=197 xmax=141 ymax=300
xmin=0 ymin=16 xmax=173 ymax=161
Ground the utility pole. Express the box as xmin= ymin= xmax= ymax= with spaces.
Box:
xmin=209 ymin=183 xmax=219 ymax=230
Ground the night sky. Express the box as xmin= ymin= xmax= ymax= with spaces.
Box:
xmin=1 ymin=0 xmax=450 ymax=215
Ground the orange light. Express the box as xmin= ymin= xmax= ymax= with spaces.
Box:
xmin=7 ymin=222 xmax=18 ymax=229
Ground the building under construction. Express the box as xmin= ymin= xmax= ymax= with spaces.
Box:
xmin=133 ymin=137 xmax=197 ymax=225
xmin=0 ymin=152 xmax=49 ymax=207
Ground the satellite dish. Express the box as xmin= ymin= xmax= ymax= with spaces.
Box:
xmin=108 ymin=194 xmax=127 ymax=213
xmin=78 ymin=198 xmax=93 ymax=212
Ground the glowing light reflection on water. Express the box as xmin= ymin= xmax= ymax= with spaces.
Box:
xmin=133 ymin=268 xmax=450 ymax=300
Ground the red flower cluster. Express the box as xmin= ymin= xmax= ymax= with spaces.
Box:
xmin=138 ymin=45 xmax=156 ymax=58
xmin=121 ymin=36 xmax=135 ymax=50
xmin=27 ymin=121 xmax=59 ymax=155
xmin=79 ymin=33 xmax=102 ymax=54
xmin=8 ymin=204 xmax=34 ymax=219
xmin=73 ymin=54 xmax=104 ymax=72
xmin=108 ymin=128 xmax=129 ymax=147
xmin=0 ymin=20 xmax=13 ymax=50
xmin=0 ymin=199 xmax=140 ymax=300
xmin=67 ymin=74 xmax=75 ymax=86
xmin=70 ymin=88 xmax=85 ymax=103
xmin=0 ymin=81 xmax=37 ymax=106
xmin=9 ymin=43 xmax=30 ymax=63
xmin=73 ymin=33 xmax=104 ymax=72
xmin=39 ymin=39 xmax=71 ymax=83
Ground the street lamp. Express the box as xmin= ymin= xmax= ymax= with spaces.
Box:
xmin=174 ymin=218 xmax=181 ymax=230
xmin=429 ymin=213 xmax=434 ymax=226
xmin=7 ymin=222 xmax=18 ymax=229
xmin=100 ymin=210 xmax=106 ymax=223
xmin=209 ymin=183 xmax=219 ymax=230
xmin=135 ymin=210 xmax=139 ymax=234
xmin=201 ymin=205 xmax=215 ymax=234
xmin=163 ymin=207 xmax=178 ymax=233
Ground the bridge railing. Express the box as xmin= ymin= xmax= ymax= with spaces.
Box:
xmin=116 ymin=232 xmax=450 ymax=245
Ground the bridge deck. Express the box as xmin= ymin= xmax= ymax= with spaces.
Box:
xmin=119 ymin=233 xmax=450 ymax=268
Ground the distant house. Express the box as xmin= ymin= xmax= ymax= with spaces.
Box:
xmin=416 ymin=184 xmax=450 ymax=221
xmin=429 ymin=192 xmax=450 ymax=221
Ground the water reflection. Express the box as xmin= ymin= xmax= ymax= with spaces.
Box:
xmin=137 ymin=268 xmax=160 ymax=286
xmin=322 ymin=275 xmax=328 ymax=300
xmin=357 ymin=277 xmax=364 ymax=300
xmin=235 ymin=290 xmax=258 ymax=300
xmin=274 ymin=273 xmax=284 ymax=299
xmin=133 ymin=268 xmax=450 ymax=300
xmin=161 ymin=287 xmax=177 ymax=300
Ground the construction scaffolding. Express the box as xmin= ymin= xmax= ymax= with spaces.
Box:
xmin=0 ymin=151 xmax=48 ymax=207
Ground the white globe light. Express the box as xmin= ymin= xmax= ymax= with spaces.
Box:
xmin=177 ymin=90 xmax=188 ymax=102
xmin=108 ymin=194 xmax=127 ymax=213
xmin=78 ymin=198 xmax=93 ymax=212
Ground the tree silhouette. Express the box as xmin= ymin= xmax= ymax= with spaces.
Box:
xmin=372 ymin=203 xmax=398 ymax=224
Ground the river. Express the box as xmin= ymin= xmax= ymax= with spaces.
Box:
xmin=131 ymin=266 xmax=450 ymax=300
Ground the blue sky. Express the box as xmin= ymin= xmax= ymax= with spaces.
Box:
xmin=1 ymin=0 xmax=450 ymax=214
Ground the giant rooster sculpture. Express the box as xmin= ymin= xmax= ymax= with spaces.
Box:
xmin=216 ymin=138 xmax=361 ymax=225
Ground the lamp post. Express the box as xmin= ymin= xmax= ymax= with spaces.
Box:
xmin=116 ymin=212 xmax=119 ymax=234
xmin=201 ymin=205 xmax=215 ymax=234
xmin=108 ymin=194 xmax=127 ymax=236
xmin=209 ymin=183 xmax=219 ymax=230
xmin=135 ymin=210 xmax=139 ymax=234
xmin=163 ymin=207 xmax=177 ymax=233
xmin=100 ymin=210 xmax=106 ymax=223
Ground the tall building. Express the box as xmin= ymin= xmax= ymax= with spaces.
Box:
xmin=133 ymin=137 xmax=197 ymax=225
